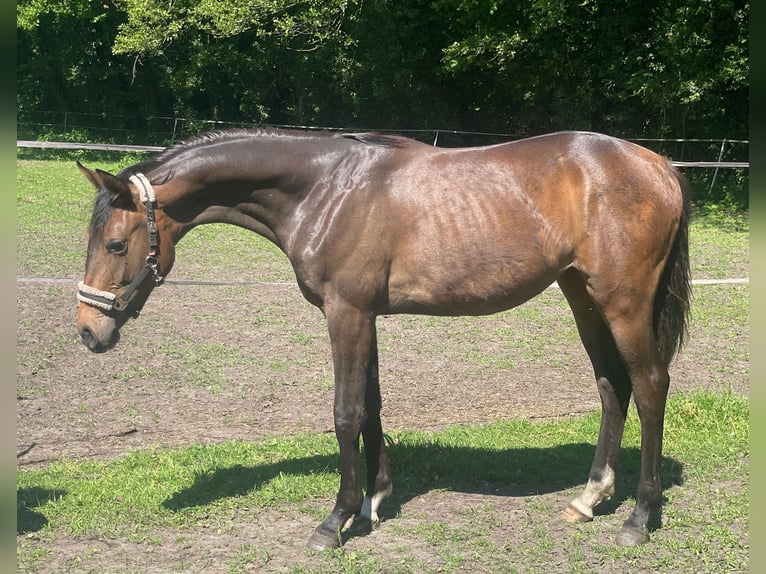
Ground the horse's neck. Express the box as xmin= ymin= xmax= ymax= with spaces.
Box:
xmin=161 ymin=138 xmax=342 ymax=249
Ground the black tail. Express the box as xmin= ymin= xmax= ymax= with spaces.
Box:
xmin=654 ymin=167 xmax=693 ymax=365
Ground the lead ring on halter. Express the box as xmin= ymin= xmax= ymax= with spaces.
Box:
xmin=77 ymin=173 xmax=164 ymax=315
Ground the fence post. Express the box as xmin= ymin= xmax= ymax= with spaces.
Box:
xmin=708 ymin=139 xmax=727 ymax=196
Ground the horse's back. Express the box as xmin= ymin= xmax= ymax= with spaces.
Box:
xmin=380 ymin=132 xmax=684 ymax=315
xmin=290 ymin=131 xmax=684 ymax=316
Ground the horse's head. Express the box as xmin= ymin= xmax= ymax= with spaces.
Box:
xmin=76 ymin=162 xmax=177 ymax=352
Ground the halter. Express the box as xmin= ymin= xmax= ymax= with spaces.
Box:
xmin=77 ymin=173 xmax=165 ymax=316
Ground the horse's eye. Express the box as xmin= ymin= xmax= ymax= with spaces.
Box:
xmin=106 ymin=239 xmax=127 ymax=254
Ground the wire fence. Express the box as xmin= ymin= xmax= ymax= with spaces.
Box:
xmin=16 ymin=110 xmax=749 ymax=167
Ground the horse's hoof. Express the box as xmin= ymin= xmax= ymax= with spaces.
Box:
xmin=562 ymin=504 xmax=592 ymax=523
xmin=615 ymin=525 xmax=650 ymax=546
xmin=306 ymin=528 xmax=341 ymax=552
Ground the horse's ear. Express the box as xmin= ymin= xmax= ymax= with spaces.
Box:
xmin=76 ymin=161 xmax=132 ymax=203
xmin=77 ymin=161 xmax=103 ymax=190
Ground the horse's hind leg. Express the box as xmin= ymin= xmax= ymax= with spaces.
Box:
xmin=564 ymin=268 xmax=671 ymax=546
xmin=558 ymin=269 xmax=632 ymax=523
xmin=607 ymin=317 xmax=670 ymax=546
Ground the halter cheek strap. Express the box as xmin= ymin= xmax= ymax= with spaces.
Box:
xmin=130 ymin=173 xmax=162 ymax=269
xmin=77 ymin=173 xmax=164 ymax=316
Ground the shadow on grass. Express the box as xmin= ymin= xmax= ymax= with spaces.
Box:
xmin=17 ymin=487 xmax=67 ymax=535
xmin=163 ymin=441 xmax=683 ymax=531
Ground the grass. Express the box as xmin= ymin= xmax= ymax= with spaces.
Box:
xmin=688 ymin=206 xmax=749 ymax=280
xmin=18 ymin=435 xmax=341 ymax=539
xmin=17 ymin=390 xmax=748 ymax=572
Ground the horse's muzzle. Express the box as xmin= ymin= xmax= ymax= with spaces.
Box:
xmin=77 ymin=311 xmax=121 ymax=353
xmin=78 ymin=323 xmax=121 ymax=353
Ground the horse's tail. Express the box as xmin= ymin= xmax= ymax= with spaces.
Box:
xmin=654 ymin=166 xmax=693 ymax=365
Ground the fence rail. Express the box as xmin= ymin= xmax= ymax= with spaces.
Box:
xmin=17 ymin=140 xmax=163 ymax=153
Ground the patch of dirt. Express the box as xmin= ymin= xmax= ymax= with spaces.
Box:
xmin=17 ymin=280 xmax=748 ymax=572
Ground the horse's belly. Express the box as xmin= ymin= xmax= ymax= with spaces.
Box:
xmin=386 ymin=261 xmax=559 ymax=316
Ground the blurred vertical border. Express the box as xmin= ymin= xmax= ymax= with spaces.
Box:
xmin=5 ymin=0 xmax=17 ymax=567
xmin=750 ymin=0 xmax=762 ymax=565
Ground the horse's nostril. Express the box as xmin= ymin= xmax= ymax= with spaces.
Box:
xmin=78 ymin=324 xmax=119 ymax=353
xmin=79 ymin=325 xmax=95 ymax=347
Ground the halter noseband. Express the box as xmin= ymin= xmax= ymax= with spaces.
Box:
xmin=77 ymin=173 xmax=165 ymax=316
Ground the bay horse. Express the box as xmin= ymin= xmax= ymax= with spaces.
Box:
xmin=75 ymin=128 xmax=691 ymax=550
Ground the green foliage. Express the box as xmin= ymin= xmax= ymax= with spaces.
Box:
xmin=686 ymin=168 xmax=749 ymax=210
xmin=437 ymin=0 xmax=748 ymax=138
xmin=111 ymin=0 xmax=352 ymax=56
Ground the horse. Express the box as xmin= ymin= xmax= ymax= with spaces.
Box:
xmin=75 ymin=128 xmax=691 ymax=550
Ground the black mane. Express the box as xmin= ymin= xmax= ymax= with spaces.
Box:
xmin=124 ymin=128 xmax=413 ymax=178
xmin=153 ymin=128 xmax=412 ymax=166
xmin=88 ymin=188 xmax=118 ymax=244
xmin=338 ymin=132 xmax=412 ymax=148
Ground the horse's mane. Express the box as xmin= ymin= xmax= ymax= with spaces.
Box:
xmin=109 ymin=128 xmax=412 ymax=188
xmin=112 ymin=129 xmax=283 ymax=184
xmin=338 ymin=132 xmax=412 ymax=148
xmin=153 ymin=128 xmax=411 ymax=165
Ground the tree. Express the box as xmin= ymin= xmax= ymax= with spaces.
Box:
xmin=18 ymin=0 xmax=749 ymax=141
xmin=436 ymin=0 xmax=748 ymax=139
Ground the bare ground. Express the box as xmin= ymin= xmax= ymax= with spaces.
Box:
xmin=17 ymin=280 xmax=749 ymax=572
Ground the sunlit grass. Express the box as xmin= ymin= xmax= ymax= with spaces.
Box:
xmin=17 ymin=391 xmax=748 ymax=572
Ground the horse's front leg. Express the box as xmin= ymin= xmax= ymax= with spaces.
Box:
xmin=306 ymin=304 xmax=377 ymax=551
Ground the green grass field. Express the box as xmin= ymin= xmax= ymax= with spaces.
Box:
xmin=17 ymin=391 xmax=748 ymax=573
